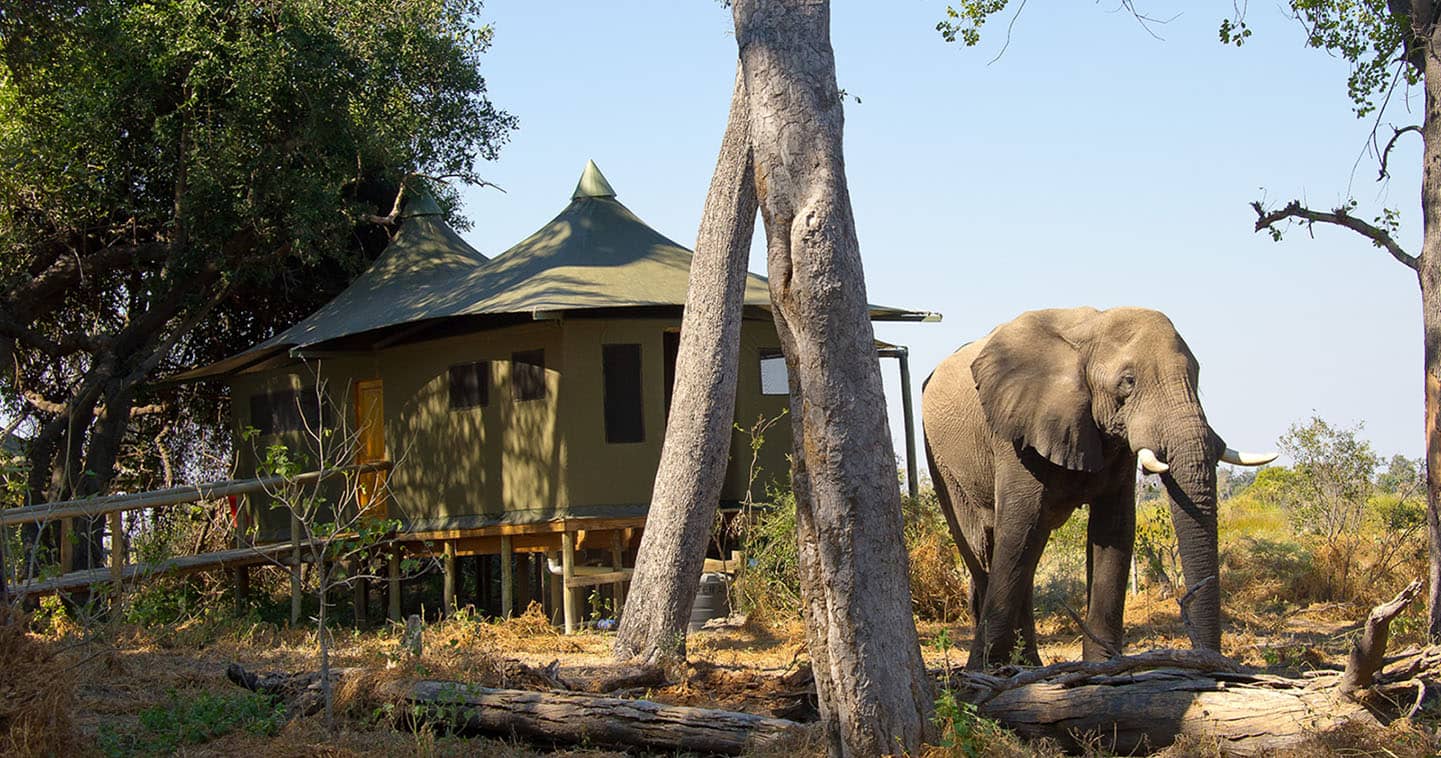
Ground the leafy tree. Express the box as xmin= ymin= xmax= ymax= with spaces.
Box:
xmin=1225 ymin=0 xmax=1441 ymax=638
xmin=1378 ymin=453 xmax=1426 ymax=497
xmin=0 ymin=0 xmax=515 ymax=570
xmin=1273 ymin=417 xmax=1380 ymax=539
xmin=938 ymin=0 xmax=1441 ymax=639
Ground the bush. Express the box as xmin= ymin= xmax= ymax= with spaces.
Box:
xmin=904 ymin=489 xmax=970 ymax=622
xmin=733 ymin=485 xmax=801 ymax=620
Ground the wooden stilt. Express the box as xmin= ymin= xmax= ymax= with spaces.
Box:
xmin=609 ymin=530 xmax=626 ymax=619
xmin=234 ymin=566 xmax=250 ymax=615
xmin=547 ymin=551 xmax=563 ymax=626
xmin=108 ymin=510 xmax=125 ymax=591
xmin=289 ymin=512 xmax=302 ymax=626
xmin=897 ymin=348 xmax=919 ymax=502
xmin=500 ymin=535 xmax=514 ymax=619
xmin=60 ymin=518 xmax=74 ymax=573
xmin=561 ymin=531 xmax=577 ymax=634
xmin=475 ymin=554 xmax=488 ymax=611
xmin=388 ymin=543 xmax=402 ymax=622
xmin=443 ymin=540 xmax=457 ymax=617
xmin=353 ymin=572 xmax=369 ymax=628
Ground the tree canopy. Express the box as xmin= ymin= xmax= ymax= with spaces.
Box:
xmin=0 ymin=0 xmax=515 ymax=564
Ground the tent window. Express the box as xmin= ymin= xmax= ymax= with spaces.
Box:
xmin=603 ymin=343 xmax=644 ymax=444
xmin=512 ymin=349 xmax=547 ymax=401
xmin=449 ymin=361 xmax=489 ymax=410
xmin=759 ymin=350 xmax=789 ymax=396
xmin=250 ymin=388 xmax=329 ymax=435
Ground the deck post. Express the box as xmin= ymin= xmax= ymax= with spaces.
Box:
xmin=108 ymin=510 xmax=125 ymax=590
xmin=500 ymin=534 xmax=514 ymax=619
xmin=561 ymin=531 xmax=577 ymax=634
xmin=442 ymin=540 xmax=457 ymax=617
xmin=353 ymin=561 xmax=369 ymax=628
xmin=387 ymin=542 xmax=402 ymax=622
xmin=234 ymin=565 xmax=250 ymax=615
xmin=60 ymin=519 xmax=74 ymax=573
xmin=897 ymin=348 xmax=919 ymax=502
xmin=289 ymin=512 xmax=302 ymax=625
xmin=547 ymin=551 xmax=562 ymax=624
xmin=609 ymin=530 xmax=626 ymax=618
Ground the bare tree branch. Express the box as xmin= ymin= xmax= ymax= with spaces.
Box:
xmin=1379 ymin=124 xmax=1421 ymax=180
xmin=1340 ymin=579 xmax=1423 ymax=696
xmin=1253 ymin=200 xmax=1420 ymax=271
xmin=1060 ymin=603 xmax=1121 ymax=659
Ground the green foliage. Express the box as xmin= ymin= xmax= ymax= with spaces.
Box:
xmin=1272 ymin=416 xmax=1379 ymax=538
xmin=1136 ymin=496 xmax=1182 ymax=591
xmin=1221 ymin=1 xmax=1416 ymax=117
xmin=97 ymin=689 xmax=283 ymax=757
xmin=932 ymin=687 xmax=1010 ymax=756
xmin=0 ymin=0 xmax=516 ymax=508
xmin=733 ymin=485 xmax=801 ymax=617
xmin=936 ymin=1 xmax=1011 ymax=46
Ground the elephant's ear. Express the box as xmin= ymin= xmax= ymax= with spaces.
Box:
xmin=971 ymin=314 xmax=1104 ymax=472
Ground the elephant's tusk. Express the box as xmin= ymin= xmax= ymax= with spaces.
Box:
xmin=1221 ymin=447 xmax=1278 ymax=467
xmin=1138 ymin=448 xmax=1169 ymax=474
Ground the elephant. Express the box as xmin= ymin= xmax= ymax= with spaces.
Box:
xmin=920 ymin=306 xmax=1273 ymax=669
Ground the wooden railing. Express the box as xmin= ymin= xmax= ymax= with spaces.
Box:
xmin=1 ymin=461 xmax=392 ymax=598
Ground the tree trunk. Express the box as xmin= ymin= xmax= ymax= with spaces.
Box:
xmin=613 ymin=68 xmax=759 ymax=665
xmin=733 ymin=1 xmax=933 ymax=754
xmin=1422 ymin=20 xmax=1441 ymax=642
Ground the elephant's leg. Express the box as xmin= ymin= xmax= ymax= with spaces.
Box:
xmin=1083 ymin=475 xmax=1137 ymax=661
xmin=976 ymin=464 xmax=1048 ymax=668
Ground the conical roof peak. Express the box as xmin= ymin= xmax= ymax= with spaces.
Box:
xmin=572 ymin=159 xmax=616 ymax=200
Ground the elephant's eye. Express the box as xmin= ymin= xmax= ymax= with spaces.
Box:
xmin=1118 ymin=373 xmax=1136 ymax=397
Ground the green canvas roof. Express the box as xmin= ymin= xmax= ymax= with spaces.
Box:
xmin=172 ymin=161 xmax=937 ymax=381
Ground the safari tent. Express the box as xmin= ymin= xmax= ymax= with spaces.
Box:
xmin=178 ymin=161 xmax=937 ymax=628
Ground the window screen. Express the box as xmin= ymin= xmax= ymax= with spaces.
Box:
xmin=603 ymin=344 xmax=644 ymax=444
xmin=250 ymin=388 xmax=328 ymax=434
xmin=759 ymin=351 xmax=790 ymax=396
xmin=448 ymin=361 xmax=490 ymax=410
xmin=512 ymin=349 xmax=546 ymax=401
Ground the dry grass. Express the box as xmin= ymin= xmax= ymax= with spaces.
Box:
xmin=24 ymin=487 xmax=1440 ymax=757
xmin=0 ymin=606 xmax=83 ymax=757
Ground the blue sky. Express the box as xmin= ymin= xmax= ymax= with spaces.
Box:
xmin=456 ymin=1 xmax=1425 ymax=466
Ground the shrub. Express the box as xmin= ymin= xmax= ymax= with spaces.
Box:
xmin=733 ymin=485 xmax=801 ymax=620
xmin=904 ymin=488 xmax=969 ymax=622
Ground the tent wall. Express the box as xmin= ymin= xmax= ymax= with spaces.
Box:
xmin=381 ymin=321 xmax=565 ymax=531
xmin=228 ymin=317 xmax=793 ymax=544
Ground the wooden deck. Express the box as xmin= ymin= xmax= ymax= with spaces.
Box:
xmin=3 ymin=465 xmax=646 ymax=634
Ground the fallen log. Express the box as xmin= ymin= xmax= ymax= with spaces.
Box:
xmin=227 ymin=663 xmax=807 ymax=755
xmin=942 ymin=582 xmax=1438 ymax=755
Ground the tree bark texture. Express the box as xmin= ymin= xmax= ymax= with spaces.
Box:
xmin=734 ymin=1 xmax=933 ymax=754
xmin=613 ymin=67 xmax=759 ymax=666
xmin=228 ymin=664 xmax=808 ymax=756
xmin=968 ymin=664 xmax=1375 ymax=756
xmin=1421 ymin=15 xmax=1441 ymax=641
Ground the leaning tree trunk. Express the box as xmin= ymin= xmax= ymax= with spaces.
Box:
xmin=734 ymin=1 xmax=933 ymax=754
xmin=1422 ymin=21 xmax=1441 ymax=642
xmin=613 ymin=68 xmax=759 ymax=667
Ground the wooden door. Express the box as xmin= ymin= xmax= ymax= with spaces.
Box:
xmin=354 ymin=379 xmax=388 ymax=519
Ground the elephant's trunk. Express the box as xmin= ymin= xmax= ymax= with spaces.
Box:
xmin=1160 ymin=423 xmax=1222 ymax=651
